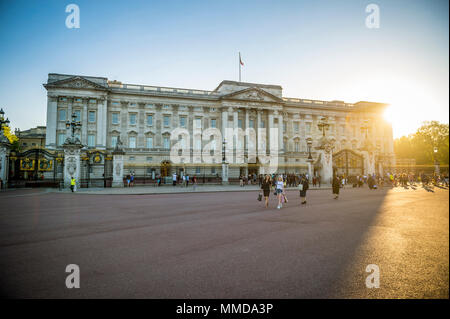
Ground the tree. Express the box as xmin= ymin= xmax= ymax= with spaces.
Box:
xmin=394 ymin=121 xmax=449 ymax=165
xmin=1 ymin=125 xmax=19 ymax=144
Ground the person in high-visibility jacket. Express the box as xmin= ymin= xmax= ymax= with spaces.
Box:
xmin=70 ymin=177 xmax=76 ymax=192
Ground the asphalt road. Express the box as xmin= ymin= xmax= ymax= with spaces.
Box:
xmin=0 ymin=185 xmax=448 ymax=298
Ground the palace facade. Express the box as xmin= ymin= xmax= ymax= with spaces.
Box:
xmin=42 ymin=73 xmax=395 ymax=183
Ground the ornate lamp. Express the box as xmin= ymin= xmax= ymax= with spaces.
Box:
xmin=306 ymin=137 xmax=313 ymax=160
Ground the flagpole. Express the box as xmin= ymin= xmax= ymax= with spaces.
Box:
xmin=239 ymin=52 xmax=241 ymax=82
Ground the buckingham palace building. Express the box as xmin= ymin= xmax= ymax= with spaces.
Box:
xmin=38 ymin=73 xmax=395 ymax=186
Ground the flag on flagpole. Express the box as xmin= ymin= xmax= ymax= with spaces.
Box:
xmin=239 ymin=52 xmax=244 ymax=82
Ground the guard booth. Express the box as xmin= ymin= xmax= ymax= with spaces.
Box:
xmin=8 ymin=148 xmax=62 ymax=188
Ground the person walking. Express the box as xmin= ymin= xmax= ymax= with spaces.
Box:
xmin=126 ymin=173 xmax=131 ymax=187
xmin=299 ymin=175 xmax=309 ymax=205
xmin=172 ymin=173 xmax=177 ymax=186
xmin=275 ymin=175 xmax=284 ymax=209
xmin=130 ymin=173 xmax=134 ymax=187
xmin=260 ymin=175 xmax=272 ymax=208
xmin=332 ymin=174 xmax=340 ymax=199
xmin=192 ymin=175 xmax=197 ymax=191
xmin=186 ymin=174 xmax=190 ymax=187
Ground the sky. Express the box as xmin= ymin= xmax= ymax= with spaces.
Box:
xmin=0 ymin=0 xmax=448 ymax=138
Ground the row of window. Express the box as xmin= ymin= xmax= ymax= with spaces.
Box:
xmin=58 ymin=109 xmax=96 ymax=123
xmin=58 ymin=108 xmax=368 ymax=137
xmin=57 ymin=133 xmax=96 ymax=147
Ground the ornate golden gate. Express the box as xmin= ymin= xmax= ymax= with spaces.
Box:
xmin=333 ymin=149 xmax=364 ymax=177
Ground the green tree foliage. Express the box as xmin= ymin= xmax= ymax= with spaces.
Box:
xmin=394 ymin=121 xmax=449 ymax=165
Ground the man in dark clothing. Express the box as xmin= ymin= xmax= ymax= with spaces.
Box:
xmin=332 ymin=175 xmax=340 ymax=199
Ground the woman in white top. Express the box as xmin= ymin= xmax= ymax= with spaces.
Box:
xmin=276 ymin=176 xmax=284 ymax=209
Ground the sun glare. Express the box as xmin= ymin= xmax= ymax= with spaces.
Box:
xmin=383 ymin=105 xmax=394 ymax=123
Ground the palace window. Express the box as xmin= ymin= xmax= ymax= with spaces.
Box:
xmin=58 ymin=109 xmax=66 ymax=121
xmin=249 ymin=119 xmax=254 ymax=129
xmin=129 ymin=136 xmax=136 ymax=148
xmin=129 ymin=113 xmax=137 ymax=125
xmin=111 ymin=136 xmax=118 ymax=148
xmin=112 ymin=113 xmax=119 ymax=124
xmin=88 ymin=134 xmax=95 ymax=147
xmin=163 ymin=115 xmax=170 ymax=127
xmin=196 ymin=167 xmax=200 ymax=174
xmin=238 ymin=119 xmax=243 ymax=129
xmin=195 ymin=118 xmax=202 ymax=129
xmin=306 ymin=122 xmax=311 ymax=135
xmin=147 ymin=115 xmax=153 ymax=126
xmin=260 ymin=121 xmax=265 ymax=128
xmin=57 ymin=133 xmax=65 ymax=146
xmin=180 ymin=116 xmax=186 ymax=128
xmin=146 ymin=137 xmax=153 ymax=148
xmin=211 ymin=167 xmax=216 ymax=174
xmin=211 ymin=119 xmax=216 ymax=128
xmin=163 ymin=136 xmax=170 ymax=149
xmin=74 ymin=110 xmax=81 ymax=122
xmin=295 ymin=141 xmax=300 ymax=152
xmin=294 ymin=122 xmax=299 ymax=132
xmin=88 ymin=111 xmax=96 ymax=123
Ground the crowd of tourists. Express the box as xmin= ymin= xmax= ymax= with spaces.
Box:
xmin=256 ymin=170 xmax=449 ymax=209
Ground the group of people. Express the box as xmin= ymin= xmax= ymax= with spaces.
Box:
xmin=259 ymin=173 xmax=317 ymax=209
xmin=125 ymin=172 xmax=135 ymax=187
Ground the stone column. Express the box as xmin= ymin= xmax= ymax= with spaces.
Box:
xmin=96 ymin=99 xmax=105 ymax=149
xmin=45 ymin=95 xmax=58 ymax=149
xmin=319 ymin=150 xmax=333 ymax=185
xmin=221 ymin=108 xmax=228 ymax=140
xmin=112 ymin=149 xmax=125 ymax=187
xmin=120 ymin=101 xmax=129 ymax=147
xmin=256 ymin=110 xmax=261 ymax=154
xmin=137 ymin=103 xmax=145 ymax=148
xmin=63 ymin=143 xmax=83 ymax=189
xmin=362 ymin=151 xmax=375 ymax=175
xmin=268 ymin=111 xmax=274 ymax=152
xmin=278 ymin=113 xmax=284 ymax=152
xmin=245 ymin=108 xmax=249 ymax=153
xmin=222 ymin=162 xmax=229 ymax=185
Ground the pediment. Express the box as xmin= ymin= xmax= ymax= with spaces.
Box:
xmin=44 ymin=76 xmax=108 ymax=91
xmin=220 ymin=87 xmax=282 ymax=103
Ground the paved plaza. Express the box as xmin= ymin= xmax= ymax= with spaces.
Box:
xmin=0 ymin=185 xmax=448 ymax=298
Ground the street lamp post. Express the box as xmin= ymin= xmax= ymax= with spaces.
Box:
xmin=0 ymin=108 xmax=11 ymax=190
xmin=306 ymin=137 xmax=313 ymax=181
xmin=222 ymin=138 xmax=229 ymax=185
xmin=65 ymin=112 xmax=82 ymax=144
xmin=306 ymin=137 xmax=313 ymax=160
xmin=434 ymin=146 xmax=440 ymax=175
xmin=317 ymin=117 xmax=330 ymax=137
xmin=0 ymin=108 xmax=10 ymax=132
